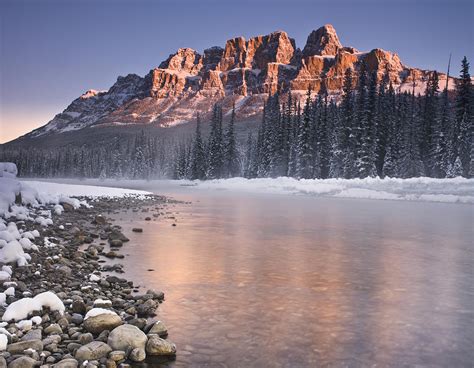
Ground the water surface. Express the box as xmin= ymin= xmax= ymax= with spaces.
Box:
xmin=107 ymin=182 xmax=473 ymax=367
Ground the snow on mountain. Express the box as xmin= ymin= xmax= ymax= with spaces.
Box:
xmin=25 ymin=24 xmax=456 ymax=138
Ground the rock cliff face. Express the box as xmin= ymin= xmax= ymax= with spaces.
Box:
xmin=28 ymin=24 xmax=455 ymax=138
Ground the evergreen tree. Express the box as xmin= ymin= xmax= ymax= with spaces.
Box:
xmin=455 ymin=57 xmax=473 ymax=176
xmin=341 ymin=68 xmax=356 ymax=178
xmin=207 ymin=104 xmax=224 ymax=179
xmin=190 ymin=113 xmax=206 ymax=180
xmin=224 ymin=103 xmax=240 ymax=177
xmin=295 ymin=87 xmax=314 ymax=179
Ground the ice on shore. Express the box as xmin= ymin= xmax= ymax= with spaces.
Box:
xmin=187 ymin=176 xmax=474 ymax=204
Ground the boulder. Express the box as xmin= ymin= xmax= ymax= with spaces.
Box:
xmin=145 ymin=336 xmax=176 ymax=356
xmin=75 ymin=341 xmax=112 ymax=362
xmin=83 ymin=314 xmax=122 ymax=334
xmin=147 ymin=320 xmax=168 ymax=337
xmin=107 ymin=324 xmax=147 ymax=351
xmin=8 ymin=356 xmax=36 ymax=368
xmin=129 ymin=347 xmax=146 ymax=362
xmin=52 ymin=358 xmax=79 ymax=368
xmin=7 ymin=339 xmax=43 ymax=354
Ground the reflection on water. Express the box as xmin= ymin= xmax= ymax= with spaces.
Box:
xmin=113 ymin=187 xmax=473 ymax=367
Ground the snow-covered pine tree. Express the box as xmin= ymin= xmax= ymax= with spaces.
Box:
xmin=355 ymin=65 xmax=377 ymax=178
xmin=207 ymin=104 xmax=224 ymax=179
xmin=316 ymin=90 xmax=330 ymax=178
xmin=375 ymin=69 xmax=390 ymax=176
xmin=295 ymin=87 xmax=314 ymax=179
xmin=341 ymin=68 xmax=356 ymax=178
xmin=190 ymin=113 xmax=206 ymax=180
xmin=455 ymin=57 xmax=473 ymax=177
xmin=224 ymin=103 xmax=240 ymax=177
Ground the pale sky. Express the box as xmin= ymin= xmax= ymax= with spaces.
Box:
xmin=1 ymin=0 xmax=472 ymax=143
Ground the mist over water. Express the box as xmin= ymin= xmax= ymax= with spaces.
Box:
xmin=103 ymin=181 xmax=474 ymax=367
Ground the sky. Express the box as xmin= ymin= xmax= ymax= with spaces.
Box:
xmin=0 ymin=0 xmax=472 ymax=143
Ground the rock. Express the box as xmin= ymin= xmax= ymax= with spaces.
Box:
xmin=137 ymin=299 xmax=158 ymax=317
xmin=303 ymin=24 xmax=342 ymax=56
xmin=108 ymin=351 xmax=126 ymax=362
xmin=52 ymin=358 xmax=79 ymax=368
xmin=131 ymin=228 xmax=143 ymax=233
xmin=44 ymin=323 xmax=62 ymax=335
xmin=108 ymin=230 xmax=129 ymax=242
xmin=7 ymin=339 xmax=43 ymax=354
xmin=146 ymin=289 xmax=165 ymax=301
xmin=129 ymin=348 xmax=146 ymax=362
xmin=147 ymin=320 xmax=168 ymax=337
xmin=61 ymin=202 xmax=75 ymax=212
xmin=107 ymin=325 xmax=147 ymax=352
xmin=0 ymin=357 xmax=6 ymax=368
xmin=21 ymin=329 xmax=42 ymax=341
xmin=75 ymin=341 xmax=112 ymax=362
xmin=8 ymin=356 xmax=36 ymax=368
xmin=83 ymin=314 xmax=122 ymax=334
xmin=72 ymin=300 xmax=87 ymax=315
xmin=78 ymin=333 xmax=93 ymax=345
xmin=105 ymin=360 xmax=117 ymax=368
xmin=94 ymin=215 xmax=106 ymax=225
xmin=58 ymin=265 xmax=72 ymax=276
xmin=71 ymin=313 xmax=83 ymax=325
xmin=145 ymin=336 xmax=176 ymax=356
xmin=109 ymin=240 xmax=123 ymax=248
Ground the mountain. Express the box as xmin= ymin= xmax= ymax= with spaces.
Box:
xmin=24 ymin=24 xmax=455 ymax=139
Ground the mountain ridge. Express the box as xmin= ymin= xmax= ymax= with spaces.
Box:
xmin=22 ymin=24 xmax=455 ymax=140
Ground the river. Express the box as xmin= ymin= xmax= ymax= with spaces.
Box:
xmin=96 ymin=180 xmax=473 ymax=367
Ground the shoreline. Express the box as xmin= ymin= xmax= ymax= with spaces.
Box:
xmin=0 ymin=193 xmax=179 ymax=367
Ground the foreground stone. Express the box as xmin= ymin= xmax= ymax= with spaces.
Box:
xmin=75 ymin=341 xmax=112 ymax=362
xmin=83 ymin=314 xmax=122 ymax=334
xmin=146 ymin=335 xmax=177 ymax=356
xmin=107 ymin=324 xmax=147 ymax=351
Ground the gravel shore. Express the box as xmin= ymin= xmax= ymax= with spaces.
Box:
xmin=0 ymin=194 xmax=179 ymax=368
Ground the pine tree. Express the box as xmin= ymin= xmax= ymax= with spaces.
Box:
xmin=446 ymin=155 xmax=463 ymax=178
xmin=455 ymin=57 xmax=472 ymax=176
xmin=224 ymin=103 xmax=240 ymax=177
xmin=355 ymin=65 xmax=377 ymax=177
xmin=190 ymin=113 xmax=206 ymax=180
xmin=421 ymin=71 xmax=440 ymax=176
xmin=207 ymin=104 xmax=224 ymax=179
xmin=295 ymin=87 xmax=314 ymax=179
xmin=341 ymin=68 xmax=356 ymax=178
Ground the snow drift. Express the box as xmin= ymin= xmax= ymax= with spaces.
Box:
xmin=186 ymin=177 xmax=474 ymax=204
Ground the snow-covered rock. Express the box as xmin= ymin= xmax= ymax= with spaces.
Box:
xmin=2 ymin=291 xmax=65 ymax=322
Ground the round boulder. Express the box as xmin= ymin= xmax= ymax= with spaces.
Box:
xmin=83 ymin=314 xmax=122 ymax=334
xmin=107 ymin=324 xmax=147 ymax=352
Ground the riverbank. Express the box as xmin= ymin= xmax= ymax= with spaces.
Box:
xmin=0 ymin=169 xmax=179 ymax=367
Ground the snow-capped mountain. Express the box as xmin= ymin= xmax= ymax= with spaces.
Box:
xmin=27 ymin=24 xmax=455 ymax=138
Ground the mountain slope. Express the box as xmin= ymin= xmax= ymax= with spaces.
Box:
xmin=24 ymin=24 xmax=455 ymax=139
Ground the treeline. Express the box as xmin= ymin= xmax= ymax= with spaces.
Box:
xmin=1 ymin=134 xmax=175 ymax=179
xmin=175 ymin=57 xmax=473 ymax=180
xmin=1 ymin=58 xmax=472 ymax=180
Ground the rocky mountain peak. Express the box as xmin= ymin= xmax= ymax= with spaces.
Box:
xmin=26 ymin=24 xmax=455 ymax=138
xmin=303 ymin=24 xmax=342 ymax=56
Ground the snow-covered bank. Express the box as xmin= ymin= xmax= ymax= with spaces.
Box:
xmin=0 ymin=164 xmax=176 ymax=365
xmin=23 ymin=180 xmax=151 ymax=200
xmin=184 ymin=177 xmax=474 ymax=204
